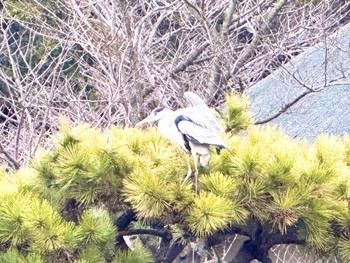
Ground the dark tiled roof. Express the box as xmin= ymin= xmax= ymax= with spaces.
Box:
xmin=248 ymin=23 xmax=350 ymax=139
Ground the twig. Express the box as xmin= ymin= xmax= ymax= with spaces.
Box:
xmin=0 ymin=142 xmax=21 ymax=169
xmin=213 ymin=0 xmax=289 ymax=103
xmin=254 ymin=89 xmax=314 ymax=125
xmin=183 ymin=0 xmax=202 ymax=18
xmin=171 ymin=43 xmax=210 ymax=75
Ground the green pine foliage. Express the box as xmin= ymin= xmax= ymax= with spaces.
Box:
xmin=78 ymin=208 xmax=115 ymax=249
xmin=223 ymin=92 xmax=252 ymax=132
xmin=186 ymin=191 xmax=246 ymax=236
xmin=208 ymin=124 xmax=350 ymax=258
xmin=0 ymin=248 xmax=43 ymax=263
xmin=0 ymin=191 xmax=79 ymax=261
xmin=113 ymin=245 xmax=153 ymax=263
xmin=0 ymin=123 xmax=156 ymax=262
xmin=73 ymin=246 xmax=105 ymax=263
xmin=1 ymin=94 xmax=350 ymax=261
xmin=338 ymin=234 xmax=350 ymax=263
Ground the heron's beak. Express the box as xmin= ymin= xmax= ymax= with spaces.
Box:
xmin=135 ymin=115 xmax=155 ymax=127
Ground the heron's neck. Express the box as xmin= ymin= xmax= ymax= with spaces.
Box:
xmin=157 ymin=112 xmax=175 ymax=136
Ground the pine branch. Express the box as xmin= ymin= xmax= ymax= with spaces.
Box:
xmin=117 ymin=228 xmax=170 ymax=238
xmin=229 ymin=225 xmax=305 ymax=263
xmin=114 ymin=209 xmax=136 ymax=249
xmin=226 ymin=223 xmax=251 ymax=237
xmin=266 ymin=226 xmax=305 ymax=248
xmin=114 ymin=209 xmax=136 ymax=231
xmin=164 ymin=237 xmax=187 ymax=263
xmin=116 ymin=227 xmax=174 ymax=263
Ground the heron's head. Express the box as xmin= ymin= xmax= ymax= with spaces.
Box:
xmin=136 ymin=107 xmax=173 ymax=127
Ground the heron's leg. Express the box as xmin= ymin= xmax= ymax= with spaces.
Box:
xmin=182 ymin=154 xmax=192 ymax=184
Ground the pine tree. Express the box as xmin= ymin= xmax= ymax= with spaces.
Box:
xmin=0 ymin=94 xmax=350 ymax=262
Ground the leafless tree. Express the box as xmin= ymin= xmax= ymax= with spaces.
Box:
xmin=0 ymin=0 xmax=349 ymax=167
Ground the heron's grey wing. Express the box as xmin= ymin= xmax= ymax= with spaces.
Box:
xmin=184 ymin=92 xmax=208 ymax=108
xmin=176 ymin=117 xmax=226 ymax=147
xmin=183 ymin=93 xmax=226 ymax=133
xmin=176 ymin=107 xmax=222 ymax=133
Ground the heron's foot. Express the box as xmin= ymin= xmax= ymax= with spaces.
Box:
xmin=182 ymin=169 xmax=192 ymax=185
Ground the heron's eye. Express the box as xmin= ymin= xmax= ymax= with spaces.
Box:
xmin=154 ymin=107 xmax=165 ymax=113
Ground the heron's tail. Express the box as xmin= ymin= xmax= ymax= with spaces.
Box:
xmin=215 ymin=145 xmax=227 ymax=154
xmin=215 ymin=145 xmax=234 ymax=156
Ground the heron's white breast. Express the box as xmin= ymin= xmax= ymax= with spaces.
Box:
xmin=157 ymin=114 xmax=189 ymax=152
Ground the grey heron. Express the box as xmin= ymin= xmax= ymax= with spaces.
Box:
xmin=136 ymin=92 xmax=227 ymax=190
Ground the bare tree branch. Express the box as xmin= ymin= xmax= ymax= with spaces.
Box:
xmin=254 ymin=90 xmax=314 ymax=125
xmin=1 ymin=0 xmax=347 ymax=167
xmin=0 ymin=142 xmax=20 ymax=169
